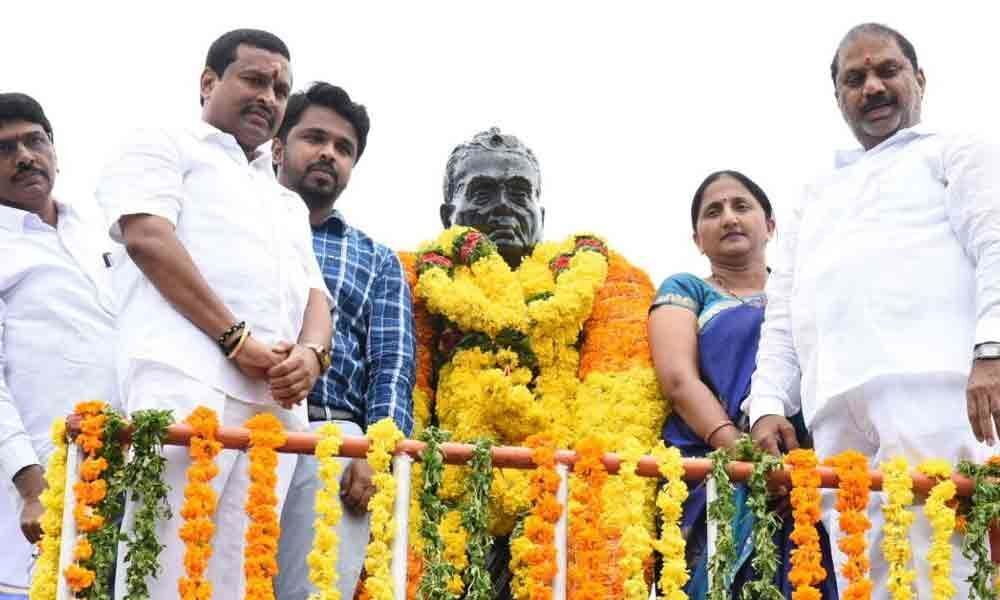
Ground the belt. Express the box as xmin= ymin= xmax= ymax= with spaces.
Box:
xmin=307 ymin=404 xmax=357 ymax=423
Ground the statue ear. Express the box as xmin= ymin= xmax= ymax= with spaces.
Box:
xmin=440 ymin=203 xmax=455 ymax=228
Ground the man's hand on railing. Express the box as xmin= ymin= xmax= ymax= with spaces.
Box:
xmin=13 ymin=464 xmax=46 ymax=543
xmin=340 ymin=458 xmax=376 ymax=515
xmin=750 ymin=414 xmax=800 ymax=457
xmin=967 ymin=358 xmax=1000 ymax=446
xmin=268 ymin=341 xmax=321 ymax=409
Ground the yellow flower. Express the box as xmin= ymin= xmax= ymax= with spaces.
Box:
xmin=880 ymin=457 xmax=915 ymax=600
xmin=362 ymin=419 xmax=403 ymax=600
xmin=919 ymin=460 xmax=956 ymax=600
xmin=29 ymin=419 xmax=68 ymax=600
xmin=651 ymin=442 xmax=689 ymax=599
xmin=308 ymin=422 xmax=344 ymax=600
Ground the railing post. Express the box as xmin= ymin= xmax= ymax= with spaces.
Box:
xmin=553 ymin=463 xmax=569 ymax=600
xmin=706 ymin=475 xmax=717 ymax=572
xmin=391 ymin=453 xmax=413 ymax=600
xmin=56 ymin=443 xmax=81 ymax=600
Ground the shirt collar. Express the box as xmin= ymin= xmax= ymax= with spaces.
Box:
xmin=0 ymin=199 xmax=68 ymax=233
xmin=834 ymin=123 xmax=936 ymax=169
xmin=192 ymin=119 xmax=273 ymax=167
xmin=314 ymin=208 xmax=348 ymax=234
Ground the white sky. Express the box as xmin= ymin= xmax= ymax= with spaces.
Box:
xmin=7 ymin=2 xmax=1000 ymax=285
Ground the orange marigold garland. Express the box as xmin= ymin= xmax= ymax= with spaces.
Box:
xmin=244 ymin=413 xmax=288 ymax=600
xmin=65 ymin=400 xmax=127 ymax=599
xmin=827 ymin=450 xmax=872 ymax=600
xmin=569 ymin=437 xmax=609 ymax=600
xmin=524 ymin=434 xmax=561 ymax=599
xmin=178 ymin=407 xmax=223 ymax=600
xmin=785 ymin=448 xmax=826 ymax=600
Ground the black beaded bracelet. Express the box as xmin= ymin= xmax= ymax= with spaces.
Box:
xmin=217 ymin=321 xmax=246 ymax=353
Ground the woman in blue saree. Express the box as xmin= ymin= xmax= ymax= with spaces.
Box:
xmin=648 ymin=171 xmax=837 ymax=599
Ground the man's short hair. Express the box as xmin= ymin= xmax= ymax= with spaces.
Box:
xmin=0 ymin=93 xmax=53 ymax=141
xmin=201 ymin=29 xmax=291 ymax=105
xmin=830 ymin=23 xmax=919 ymax=86
xmin=276 ymin=82 xmax=370 ymax=162
xmin=442 ymin=127 xmax=541 ymax=203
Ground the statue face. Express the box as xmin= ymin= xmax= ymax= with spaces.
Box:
xmin=441 ymin=149 xmax=544 ymax=266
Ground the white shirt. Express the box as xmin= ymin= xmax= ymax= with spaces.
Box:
xmin=97 ymin=121 xmax=326 ymax=424
xmin=747 ymin=125 xmax=1000 ymax=427
xmin=0 ymin=201 xmax=117 ymax=486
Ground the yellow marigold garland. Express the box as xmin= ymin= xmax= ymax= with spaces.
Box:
xmin=827 ymin=450 xmax=872 ymax=600
xmin=651 ymin=442 xmax=688 ymax=600
xmin=785 ymin=449 xmax=826 ymax=600
xmin=29 ymin=419 xmax=68 ymax=600
xmin=178 ymin=407 xmax=223 ymax=600
xmin=569 ymin=437 xmax=609 ymax=600
xmin=918 ymin=459 xmax=957 ymax=600
xmin=363 ymin=418 xmax=405 ymax=600
xmin=880 ymin=457 xmax=915 ymax=600
xmin=309 ymin=422 xmax=345 ymax=600
xmin=244 ymin=413 xmax=287 ymax=600
xmin=618 ymin=439 xmax=653 ymax=600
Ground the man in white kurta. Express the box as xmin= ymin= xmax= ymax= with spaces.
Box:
xmin=746 ymin=24 xmax=997 ymax=599
xmin=97 ymin=30 xmax=331 ymax=600
xmin=0 ymin=93 xmax=118 ymax=598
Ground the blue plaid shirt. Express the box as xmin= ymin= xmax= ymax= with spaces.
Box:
xmin=308 ymin=210 xmax=415 ymax=435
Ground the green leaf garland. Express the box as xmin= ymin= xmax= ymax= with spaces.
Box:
xmin=417 ymin=427 xmax=457 ymax=600
xmin=461 ymin=439 xmax=494 ymax=600
xmin=958 ymin=459 xmax=1000 ymax=600
xmin=707 ymin=446 xmax=736 ymax=600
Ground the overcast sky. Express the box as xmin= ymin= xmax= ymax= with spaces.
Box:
xmin=7 ymin=2 xmax=999 ymax=284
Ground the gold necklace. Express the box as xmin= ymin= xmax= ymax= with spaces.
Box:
xmin=709 ymin=271 xmax=767 ymax=304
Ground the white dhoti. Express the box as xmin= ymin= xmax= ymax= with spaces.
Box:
xmin=0 ymin=488 xmax=31 ymax=597
xmin=810 ymin=373 xmax=991 ymax=600
xmin=114 ymin=362 xmax=297 ymax=600
xmin=276 ymin=420 xmax=371 ymax=600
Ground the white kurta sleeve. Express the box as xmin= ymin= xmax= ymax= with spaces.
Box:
xmin=942 ymin=135 xmax=1000 ymax=346
xmin=96 ymin=128 xmax=185 ymax=244
xmin=0 ymin=298 xmax=40 ymax=485
xmin=744 ymin=190 xmax=806 ymax=427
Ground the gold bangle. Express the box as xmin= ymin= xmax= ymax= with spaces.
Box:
xmin=705 ymin=420 xmax=736 ymax=446
xmin=227 ymin=328 xmax=251 ymax=359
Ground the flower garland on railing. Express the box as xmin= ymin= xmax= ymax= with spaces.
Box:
xmin=650 ymin=442 xmax=688 ymax=600
xmin=918 ymin=459 xmax=956 ymax=600
xmin=65 ymin=400 xmax=127 ymax=600
xmin=308 ymin=422 xmax=345 ymax=600
xmin=462 ymin=439 xmax=494 ymax=600
xmin=29 ymin=419 xmax=68 ymax=600
xmin=122 ymin=409 xmax=174 ymax=599
xmin=619 ymin=439 xmax=653 ymax=600
xmin=785 ymin=448 xmax=826 ymax=600
xmin=706 ymin=447 xmax=735 ymax=600
xmin=518 ymin=434 xmax=561 ymax=600
xmin=735 ymin=437 xmax=782 ymax=600
xmin=243 ymin=413 xmax=287 ymax=600
xmin=827 ymin=450 xmax=872 ymax=600
xmin=880 ymin=457 xmax=915 ymax=600
xmin=417 ymin=426 xmax=455 ymax=600
xmin=958 ymin=457 xmax=1000 ymax=600
xmin=178 ymin=407 xmax=222 ymax=600
xmin=569 ymin=437 xmax=609 ymax=600
xmin=363 ymin=418 xmax=405 ymax=600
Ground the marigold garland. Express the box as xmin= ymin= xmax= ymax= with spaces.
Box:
xmin=29 ymin=419 xmax=69 ymax=600
xmin=880 ymin=457 xmax=915 ymax=600
xmin=363 ymin=419 xmax=405 ymax=600
xmin=519 ymin=434 xmax=561 ymax=600
xmin=177 ymin=407 xmax=223 ymax=600
xmin=618 ymin=439 xmax=653 ymax=600
xmin=650 ymin=442 xmax=688 ymax=600
xmin=66 ymin=400 xmax=127 ymax=600
xmin=308 ymin=422 xmax=345 ymax=600
xmin=568 ymin=437 xmax=609 ymax=600
xmin=243 ymin=413 xmax=287 ymax=600
xmin=918 ymin=460 xmax=957 ymax=600
xmin=785 ymin=449 xmax=826 ymax=600
xmin=826 ymin=450 xmax=872 ymax=600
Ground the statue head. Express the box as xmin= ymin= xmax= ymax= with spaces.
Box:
xmin=440 ymin=127 xmax=544 ymax=268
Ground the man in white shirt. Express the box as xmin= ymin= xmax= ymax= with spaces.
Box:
xmin=97 ymin=29 xmax=332 ymax=600
xmin=747 ymin=23 xmax=998 ymax=598
xmin=0 ymin=93 xmax=117 ymax=598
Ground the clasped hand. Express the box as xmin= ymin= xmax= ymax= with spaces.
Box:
xmin=234 ymin=338 xmax=322 ymax=409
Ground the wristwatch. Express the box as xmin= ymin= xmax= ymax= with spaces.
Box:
xmin=304 ymin=343 xmax=332 ymax=371
xmin=974 ymin=342 xmax=1000 ymax=360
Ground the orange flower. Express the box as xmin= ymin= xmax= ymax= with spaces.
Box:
xmin=64 ymin=563 xmax=96 ymax=592
xmin=73 ymin=537 xmax=94 ymax=561
xmin=243 ymin=412 xmax=287 ymax=599
xmin=786 ymin=449 xmax=828 ymax=596
xmin=179 ymin=406 xmax=223 ymax=600
xmin=568 ymin=437 xmax=610 ymax=600
xmin=826 ymin=450 xmax=872 ymax=600
xmin=521 ymin=434 xmax=562 ymax=598
xmin=79 ymin=456 xmax=109 ymax=481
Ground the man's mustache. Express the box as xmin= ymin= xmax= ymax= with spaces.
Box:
xmin=241 ymin=105 xmax=274 ymax=128
xmin=861 ymin=93 xmax=896 ymax=114
xmin=307 ymin=162 xmax=339 ymax=186
xmin=12 ymin=165 xmax=49 ymax=183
